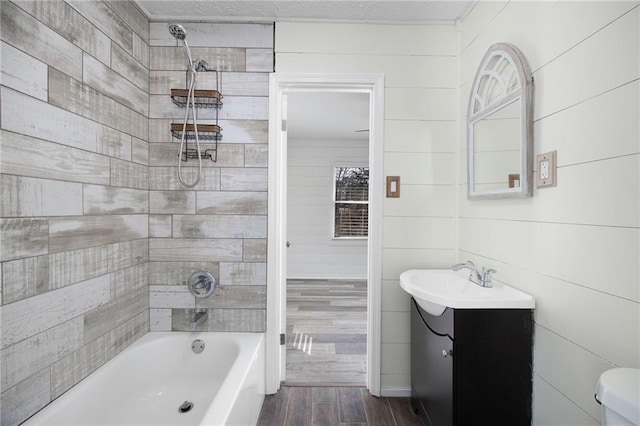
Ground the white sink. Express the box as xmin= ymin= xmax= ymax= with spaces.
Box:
xmin=399 ymin=269 xmax=535 ymax=316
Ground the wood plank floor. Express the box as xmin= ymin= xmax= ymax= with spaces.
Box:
xmin=257 ymin=386 xmax=425 ymax=426
xmin=286 ymin=279 xmax=367 ymax=384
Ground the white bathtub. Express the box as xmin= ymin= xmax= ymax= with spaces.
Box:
xmin=25 ymin=332 xmax=265 ymax=426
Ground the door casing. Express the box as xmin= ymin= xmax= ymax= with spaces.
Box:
xmin=266 ymin=73 xmax=385 ymax=396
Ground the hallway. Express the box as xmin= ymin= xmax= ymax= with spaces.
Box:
xmin=286 ymin=279 xmax=367 ymax=384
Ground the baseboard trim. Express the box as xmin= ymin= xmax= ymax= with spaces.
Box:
xmin=380 ymin=388 xmax=412 ymax=397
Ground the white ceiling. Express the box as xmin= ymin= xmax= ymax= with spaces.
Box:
xmin=287 ymin=92 xmax=370 ymax=140
xmin=135 ymin=1 xmax=475 ymax=25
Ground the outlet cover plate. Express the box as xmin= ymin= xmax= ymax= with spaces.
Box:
xmin=537 ymin=150 xmax=557 ymax=188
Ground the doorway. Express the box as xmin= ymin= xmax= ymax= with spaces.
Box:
xmin=266 ymin=74 xmax=385 ymax=396
xmin=285 ymin=92 xmax=369 ymax=384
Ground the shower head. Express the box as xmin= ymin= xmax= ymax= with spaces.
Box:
xmin=168 ymin=23 xmax=194 ymax=70
xmin=168 ymin=23 xmax=187 ymax=41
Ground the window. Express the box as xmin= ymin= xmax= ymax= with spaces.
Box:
xmin=333 ymin=166 xmax=369 ymax=238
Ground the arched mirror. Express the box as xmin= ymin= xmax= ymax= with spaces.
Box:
xmin=467 ymin=43 xmax=533 ymax=199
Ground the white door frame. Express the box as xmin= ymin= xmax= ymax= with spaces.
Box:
xmin=266 ymin=73 xmax=385 ymax=396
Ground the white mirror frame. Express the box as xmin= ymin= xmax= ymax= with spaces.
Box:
xmin=467 ymin=43 xmax=534 ymax=200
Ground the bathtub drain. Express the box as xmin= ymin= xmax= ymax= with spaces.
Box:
xmin=178 ymin=401 xmax=193 ymax=413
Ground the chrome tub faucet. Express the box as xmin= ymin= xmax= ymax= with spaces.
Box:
xmin=191 ymin=311 xmax=208 ymax=330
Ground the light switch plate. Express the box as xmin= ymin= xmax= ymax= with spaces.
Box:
xmin=537 ymin=151 xmax=557 ymax=188
xmin=386 ymin=176 xmax=400 ymax=198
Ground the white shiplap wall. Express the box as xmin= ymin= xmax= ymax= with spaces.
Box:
xmin=275 ymin=23 xmax=459 ymax=393
xmin=458 ymin=2 xmax=639 ymax=424
xmin=287 ymin=137 xmax=368 ymax=279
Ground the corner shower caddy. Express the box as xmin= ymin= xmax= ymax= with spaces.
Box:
xmin=170 ymin=69 xmax=223 ymax=162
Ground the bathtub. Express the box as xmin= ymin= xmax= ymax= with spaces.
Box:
xmin=25 ymin=332 xmax=265 ymax=426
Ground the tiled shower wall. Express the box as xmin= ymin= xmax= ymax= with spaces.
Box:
xmin=0 ymin=1 xmax=150 ymax=425
xmin=147 ymin=22 xmax=273 ymax=332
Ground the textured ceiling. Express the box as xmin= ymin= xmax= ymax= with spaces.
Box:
xmin=287 ymin=92 xmax=370 ymax=141
xmin=135 ymin=1 xmax=475 ymax=24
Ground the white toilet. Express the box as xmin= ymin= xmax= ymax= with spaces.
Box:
xmin=596 ymin=368 xmax=640 ymax=425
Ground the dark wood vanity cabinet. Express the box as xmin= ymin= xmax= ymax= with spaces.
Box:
xmin=410 ymin=297 xmax=533 ymax=426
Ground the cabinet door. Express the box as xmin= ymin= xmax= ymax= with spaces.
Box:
xmin=411 ymin=300 xmax=453 ymax=426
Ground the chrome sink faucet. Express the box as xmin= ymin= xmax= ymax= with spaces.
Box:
xmin=452 ymin=260 xmax=496 ymax=288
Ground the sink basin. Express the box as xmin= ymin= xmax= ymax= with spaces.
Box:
xmin=399 ymin=269 xmax=535 ymax=316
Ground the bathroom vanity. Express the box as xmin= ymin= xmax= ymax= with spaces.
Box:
xmin=410 ymin=298 xmax=533 ymax=426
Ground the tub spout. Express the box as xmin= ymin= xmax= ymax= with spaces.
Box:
xmin=191 ymin=311 xmax=207 ymax=330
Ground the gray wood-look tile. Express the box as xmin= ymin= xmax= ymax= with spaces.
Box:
xmin=149 ymin=261 xmax=219 ymax=285
xmin=1 ymin=1 xmax=82 ymax=80
xmin=112 ymin=264 xmax=147 ymax=298
xmin=0 ymin=368 xmax=50 ymax=426
xmin=244 ymin=239 xmax=267 ymax=262
xmin=149 ymin=190 xmax=196 ymax=214
xmin=0 ymin=40 xmax=48 ymax=100
xmin=149 ymin=118 xmax=267 ymax=144
xmin=50 ymin=312 xmax=148 ymax=399
xmin=48 ymin=68 xmax=148 ymax=141
xmin=148 ymin=142 xmax=244 ymax=167
xmin=150 ymin=285 xmax=195 ymax=309
xmin=1 ymin=275 xmax=111 ymax=348
xmin=1 ymin=317 xmax=83 ymax=390
xmin=196 ymin=285 xmax=266 ymax=309
xmin=148 ymin=166 xmax=220 ymax=191
xmin=66 ymin=0 xmax=134 ymax=54
xmin=131 ymin=137 xmax=149 ymax=165
xmin=105 ymin=1 xmax=150 ymax=44
xmin=83 ymin=53 xmax=148 ymax=116
xmin=150 ymin=308 xmax=172 ymax=331
xmin=48 ymin=215 xmax=147 ymax=253
xmin=150 ymin=71 xmax=268 ymax=96
xmin=0 ymin=218 xmax=48 ymax=262
xmin=131 ymin=239 xmax=149 ymax=264
xmin=1 ymin=244 xmax=122 ymax=304
xmin=221 ymin=168 xmax=268 ymax=191
xmin=108 ymin=241 xmax=134 ymax=271
xmin=197 ymin=191 xmax=268 ymax=215
xmin=245 ymin=144 xmax=269 ymax=167
xmin=83 ymin=287 xmax=148 ymax=343
xmin=111 ymin=41 xmax=149 ymax=91
xmin=171 ymin=308 xmax=265 ymax=332
xmin=111 ymin=158 xmax=149 ymax=189
xmin=0 ymin=130 xmax=111 ymax=185
xmin=149 ymin=215 xmax=171 ymax=238
xmin=246 ymin=48 xmax=275 ymax=72
xmin=150 ymin=46 xmax=246 ymax=72
xmin=2 ymin=87 xmax=127 ymax=154
xmin=286 ymin=280 xmax=367 ymax=385
xmin=14 ymin=0 xmax=111 ymax=66
xmin=149 ymin=94 xmax=268 ymax=120
xmin=149 ymin=238 xmax=242 ymax=262
xmin=83 ymin=185 xmax=148 ymax=215
xmin=173 ymin=214 xmax=267 ymax=239
xmin=1 ymin=175 xmax=83 ymax=218
xmin=132 ymin=32 xmax=150 ymax=68
xmin=219 ymin=262 xmax=267 ymax=286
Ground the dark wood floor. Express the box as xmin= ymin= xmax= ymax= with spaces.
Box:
xmin=286 ymin=279 xmax=367 ymax=384
xmin=257 ymin=386 xmax=425 ymax=426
